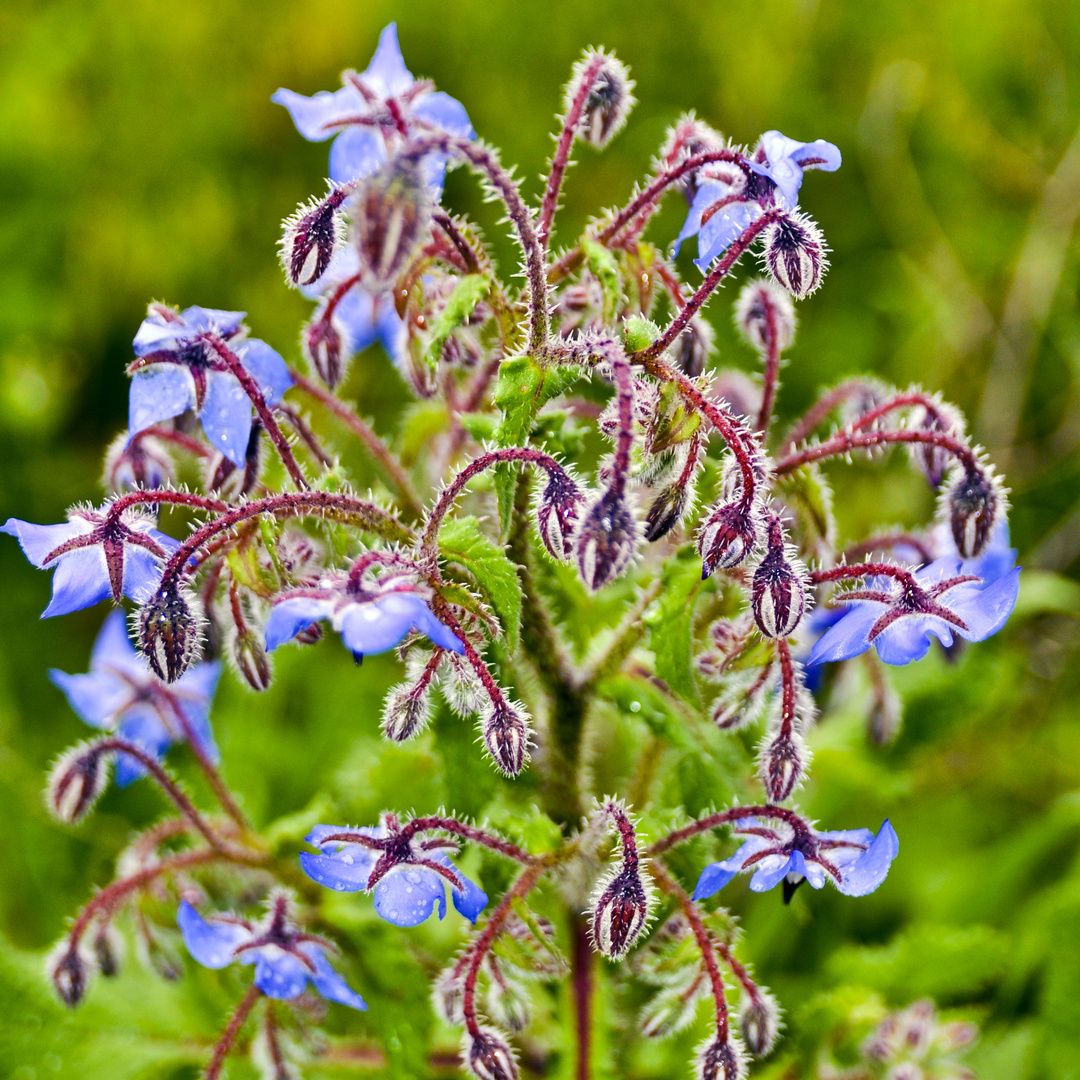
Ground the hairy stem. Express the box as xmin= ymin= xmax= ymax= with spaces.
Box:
xmin=776 ymin=426 xmax=979 ymax=475
xmin=204 ymin=984 xmax=262 ymax=1080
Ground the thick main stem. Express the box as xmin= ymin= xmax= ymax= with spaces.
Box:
xmin=204 ymin=984 xmax=262 ymax=1080
xmin=571 ymin=918 xmax=595 ymax=1080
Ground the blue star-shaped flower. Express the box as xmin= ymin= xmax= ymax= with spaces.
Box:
xmin=300 ymin=823 xmax=488 ymax=927
xmin=178 ymin=897 xmax=366 ymax=1009
xmin=693 ymin=817 xmax=898 ymax=901
xmin=128 ymin=303 xmax=293 ymax=466
xmin=3 ymin=506 xmax=180 ymax=618
xmin=808 ymin=554 xmax=1019 ymax=667
xmin=675 ymin=130 xmax=841 ymax=272
xmin=264 ymin=575 xmax=464 ymax=660
xmin=273 ymin=22 xmax=473 ymax=187
xmin=48 ymin=611 xmax=220 ymax=787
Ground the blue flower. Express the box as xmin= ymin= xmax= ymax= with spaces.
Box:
xmin=273 ymin=23 xmax=473 ymax=187
xmin=675 ymin=130 xmax=841 ymax=272
xmin=128 ymin=303 xmax=293 ymax=467
xmin=300 ymin=823 xmax=488 ymax=928
xmin=808 ymin=555 xmax=1020 ymax=667
xmin=264 ymin=575 xmax=464 ymax=660
xmin=693 ymin=818 xmax=898 ymax=901
xmin=48 ymin=611 xmax=219 ymax=787
xmin=178 ymin=896 xmax=366 ymax=1009
xmin=3 ymin=506 xmax=181 ymax=618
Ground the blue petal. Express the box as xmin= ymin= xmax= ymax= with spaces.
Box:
xmin=963 ymin=523 xmax=1016 ymax=585
xmin=180 ymin=307 xmax=245 ymax=337
xmin=673 ymin=179 xmax=726 ymax=255
xmin=305 ymin=946 xmax=368 ymax=1010
xmin=692 ymin=860 xmax=739 ymax=900
xmin=300 ymin=850 xmax=375 ymax=893
xmin=48 ymin=668 xmax=129 ymax=727
xmin=42 ymin=547 xmax=111 ymax=618
xmin=874 ymin=615 xmax=945 ymax=665
xmin=272 ymin=85 xmax=367 ymax=142
xmin=90 ymin=609 xmax=145 ymax=675
xmin=336 ymin=594 xmax=419 ymax=655
xmin=132 ymin=316 xmax=199 ymax=355
xmin=836 ymin=820 xmax=899 ymax=896
xmin=329 ymin=126 xmax=387 ymax=184
xmin=749 ymin=853 xmax=798 ymax=892
xmin=114 ymin=707 xmax=173 ymax=786
xmin=694 ymin=202 xmax=759 ymax=272
xmin=807 ymin=602 xmax=881 ymax=665
xmin=253 ymin=949 xmax=309 ymax=999
xmin=335 ymin=287 xmax=380 ymax=355
xmin=235 ymin=338 xmax=294 ymax=407
xmin=200 ymin=370 xmax=252 ymax=466
xmin=1 ymin=518 xmax=87 ymax=568
xmin=412 ymin=92 xmax=474 ymax=139
xmin=451 ymin=875 xmax=489 ymax=923
xmin=174 ymin=693 xmax=221 ymax=765
xmin=363 ymin=23 xmax=413 ymax=97
xmin=949 ymin=568 xmax=1020 ymax=642
xmin=265 ymin=597 xmax=335 ymax=650
xmin=122 ymin=544 xmax=166 ymax=605
xmin=129 ymin=366 xmax=196 ymax=435
xmin=411 ymin=602 xmax=465 ymax=654
xmin=373 ymin=866 xmax=446 ymax=926
xmin=177 ymin=901 xmax=251 ymax=969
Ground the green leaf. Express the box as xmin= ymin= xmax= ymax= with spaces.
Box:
xmin=423 ymin=272 xmax=491 ymax=367
xmin=459 ymin=411 xmax=499 ymax=443
xmin=644 ymin=545 xmax=705 ymax=704
xmin=439 ymin=516 xmax=522 ymax=652
xmin=581 ymin=237 xmax=621 ymax=320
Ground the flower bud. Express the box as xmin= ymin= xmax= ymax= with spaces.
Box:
xmin=751 ymin=521 xmax=809 ymax=639
xmin=233 ymin=631 xmax=273 ymax=692
xmin=280 ymin=190 xmax=345 ymax=288
xmin=760 ymin=728 xmax=807 ymax=801
xmin=137 ymin=583 xmax=203 ymax=683
xmin=640 ymin=984 xmax=705 ymax=1039
xmin=465 ymin=1027 xmax=518 ymax=1080
xmin=382 ymin=681 xmax=433 ymax=742
xmin=589 ymin=861 xmax=653 ymax=959
xmin=433 ymin=966 xmax=466 ymax=1025
xmin=711 ymin=667 xmax=774 ymax=731
xmin=734 ymin=279 xmax=796 ymax=353
xmin=47 ymin=943 xmax=90 ymax=1007
xmin=355 ymin=156 xmax=433 ymax=291
xmin=740 ymin=991 xmax=781 ymax=1057
xmin=660 ymin=114 xmax=726 ymax=204
xmin=485 ymin=972 xmax=531 ymax=1033
xmin=92 ymin=924 xmax=124 ymax=978
xmin=535 ymin=469 xmax=586 ymax=562
xmin=103 ymin=432 xmax=173 ymax=494
xmin=303 ymin=307 xmax=347 ymax=389
xmin=441 ymin=651 xmax=486 ymax=717
xmin=698 ymin=498 xmax=763 ymax=576
xmin=481 ymin=699 xmax=533 ymax=776
xmin=569 ymin=50 xmax=635 ymax=149
xmin=47 ymin=742 xmax=110 ymax=824
xmin=695 ymin=1035 xmax=747 ymax=1080
xmin=674 ymin=317 xmax=714 ymax=378
xmin=644 ymin=482 xmax=690 ymax=542
xmin=946 ymin=465 xmax=1003 ymax=558
xmin=763 ymin=212 xmax=828 ymax=299
xmin=575 ymin=487 xmax=639 ymax=591
xmin=909 ymin=400 xmax=965 ymax=488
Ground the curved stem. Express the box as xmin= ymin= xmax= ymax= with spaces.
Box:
xmin=107 ymin=489 xmax=230 ymax=517
xmin=848 ymin=389 xmax=947 ymax=433
xmin=809 ymin=562 xmax=919 ymax=587
xmin=401 ymin=816 xmax=532 ymax=863
xmin=204 ymin=984 xmax=262 ymax=1080
xmin=780 ymin=378 xmax=875 ymax=453
xmin=647 ymin=804 xmax=805 ymax=856
xmin=776 ymin=427 xmax=979 ymax=475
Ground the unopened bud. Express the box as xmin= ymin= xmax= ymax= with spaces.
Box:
xmin=570 ymin=50 xmax=635 ymax=149
xmin=280 ymin=190 xmax=346 ymax=288
xmin=92 ymin=925 xmax=124 ymax=978
xmin=711 ymin=667 xmax=774 ymax=731
xmin=485 ymin=972 xmax=531 ymax=1033
xmin=695 ymin=1035 xmax=747 ymax=1080
xmin=698 ymin=498 xmax=763 ymax=576
xmin=640 ymin=984 xmax=705 ymax=1039
xmin=465 ymin=1027 xmax=518 ymax=1080
xmin=382 ymin=682 xmax=433 ymax=742
xmin=660 ymin=115 xmax=726 ymax=204
xmin=763 ymin=212 xmax=828 ymax=299
xmin=137 ymin=584 xmax=203 ymax=683
xmin=644 ymin=482 xmax=689 ymax=542
xmin=294 ymin=621 xmax=323 ymax=646
xmin=47 ymin=943 xmax=90 ymax=1007
xmin=47 ymin=742 xmax=111 ymax=824
xmin=751 ymin=521 xmax=808 ymax=638
xmin=590 ymin=861 xmax=652 ymax=959
xmin=946 ymin=466 xmax=1003 ymax=558
xmin=535 ymin=469 xmax=586 ymax=562
xmin=575 ymin=487 xmax=639 ymax=591
xmin=303 ymin=307 xmax=347 ymax=388
xmin=734 ymin=279 xmax=796 ymax=353
xmin=433 ymin=967 xmax=466 ymax=1025
xmin=740 ymin=991 xmax=781 ymax=1057
xmin=103 ymin=432 xmax=173 ymax=493
xmin=355 ymin=156 xmax=433 ymax=291
xmin=674 ymin=317 xmax=714 ymax=377
xmin=482 ymin=699 xmax=533 ymax=776
xmin=909 ymin=400 xmax=965 ymax=488
xmin=760 ymin=728 xmax=807 ymax=801
xmin=233 ymin=631 xmax=273 ymax=692
xmin=441 ymin=651 xmax=486 ymax=717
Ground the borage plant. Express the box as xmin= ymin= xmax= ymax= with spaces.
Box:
xmin=6 ymin=23 xmax=1016 ymax=1080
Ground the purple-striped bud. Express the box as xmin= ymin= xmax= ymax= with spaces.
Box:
xmin=382 ymin=681 xmax=434 ymax=742
xmin=465 ymin=1027 xmax=518 ymax=1080
xmin=644 ymin=482 xmax=690 ymax=542
xmin=674 ymin=317 xmax=714 ymax=378
xmin=589 ymin=861 xmax=652 ymax=959
xmin=103 ymin=432 xmax=173 ymax=494
xmin=570 ymin=50 xmax=635 ymax=149
xmin=303 ymin=307 xmax=347 ymax=389
xmin=751 ymin=521 xmax=808 ymax=639
xmin=233 ymin=631 xmax=272 ymax=692
xmin=47 ymin=943 xmax=90 ymax=1007
xmin=575 ymin=488 xmax=639 ymax=591
xmin=482 ymin=699 xmax=533 ymax=776
xmin=355 ymin=157 xmax=433 ymax=291
xmin=734 ymin=279 xmax=796 ymax=353
xmin=763 ymin=212 xmax=828 ymax=299
xmin=698 ymin=499 xmax=763 ymax=576
xmin=137 ymin=584 xmax=203 ymax=683
xmin=740 ymin=991 xmax=780 ymax=1057
xmin=280 ymin=189 xmax=346 ymax=288
xmin=535 ymin=469 xmax=586 ymax=562
xmin=909 ymin=400 xmax=965 ymax=488
xmin=760 ymin=728 xmax=808 ymax=802
xmin=695 ymin=1035 xmax=747 ymax=1080
xmin=946 ymin=465 xmax=1003 ymax=558
xmin=47 ymin=742 xmax=110 ymax=824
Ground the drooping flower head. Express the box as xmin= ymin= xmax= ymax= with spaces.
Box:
xmin=128 ymin=304 xmax=293 ymax=466
xmin=300 ymin=819 xmax=488 ymax=927
xmin=178 ymin=893 xmax=366 ymax=1009
xmin=675 ymin=130 xmax=841 ymax=272
xmin=694 ymin=816 xmax=899 ymax=903
xmin=3 ymin=505 xmax=181 ymax=618
xmin=49 ymin=611 xmax=219 ymax=787
xmin=273 ymin=23 xmax=473 ymax=188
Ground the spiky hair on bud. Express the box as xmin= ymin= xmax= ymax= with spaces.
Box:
xmin=533 ymin=463 xmax=587 ymax=563
xmin=758 ymin=724 xmax=811 ymax=803
xmin=694 ymin=1033 xmax=748 ymax=1080
xmin=355 ymin=156 xmax=434 ymax=291
xmin=135 ymin=582 xmax=205 ymax=683
xmin=739 ymin=989 xmax=782 ymax=1057
xmin=480 ymin=698 xmax=534 ymax=777
xmin=46 ymin=740 xmax=112 ymax=824
xmin=762 ymin=211 xmax=829 ymax=299
xmin=279 ymin=186 xmax=348 ymax=288
xmin=440 ymin=650 xmax=487 ymax=717
xmin=382 ymin=679 xmax=435 ymax=742
xmin=710 ymin=663 xmax=777 ymax=731
xmin=905 ymin=393 xmax=967 ymax=488
xmin=940 ymin=457 xmax=1008 ymax=559
xmin=464 ymin=1025 xmax=519 ymax=1080
xmin=659 ymin=112 xmax=726 ymax=169
xmin=91 ymin=922 xmax=125 ymax=979
xmin=734 ymin=278 xmax=797 ymax=354
xmin=674 ymin=316 xmax=715 ymax=378
xmin=484 ymin=969 xmax=532 ymax=1033
xmin=574 ymin=486 xmax=641 ymax=591
xmin=102 ymin=431 xmax=174 ymax=494
xmin=231 ymin=630 xmax=273 ymax=692
xmin=565 ymin=48 xmax=636 ymax=150
xmin=46 ymin=940 xmax=92 ymax=1007
xmin=698 ymin=498 xmax=765 ymax=577
xmin=302 ymin=301 xmax=350 ymax=389
xmin=751 ymin=520 xmax=811 ymax=639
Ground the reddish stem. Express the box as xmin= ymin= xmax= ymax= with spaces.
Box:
xmin=843 ymin=533 xmax=935 ymax=565
xmin=400 ymin=816 xmax=533 ymax=864
xmin=776 ymin=640 xmax=797 ymax=742
xmin=647 ymin=804 xmax=806 ymax=856
xmin=809 ymin=562 xmax=919 ymax=588
xmin=776 ymin=427 xmax=979 ymax=475
xmin=781 ymin=379 xmax=872 ymax=453
xmin=572 ymin=918 xmax=594 ymax=1080
xmin=756 ymin=292 xmax=782 ymax=435
xmin=204 ymin=984 xmax=262 ymax=1080
xmin=848 ymin=390 xmax=946 ymax=433
xmin=137 ymin=426 xmax=213 ymax=458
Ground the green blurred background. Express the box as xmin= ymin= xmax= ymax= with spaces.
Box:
xmin=2 ymin=0 xmax=1080 ymax=1077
